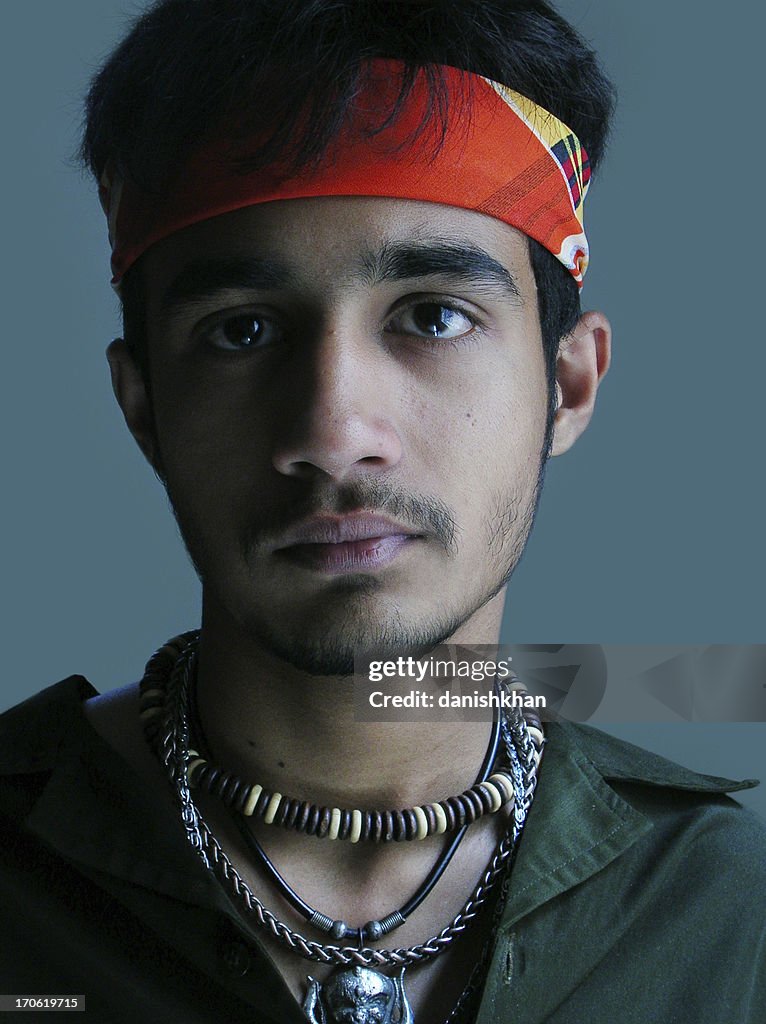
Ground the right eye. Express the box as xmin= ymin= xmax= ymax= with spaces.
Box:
xmin=201 ymin=313 xmax=283 ymax=351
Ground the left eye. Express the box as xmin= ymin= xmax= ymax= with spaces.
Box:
xmin=202 ymin=313 xmax=282 ymax=351
xmin=386 ymin=303 xmax=476 ymax=340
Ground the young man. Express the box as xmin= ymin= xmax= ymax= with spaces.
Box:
xmin=1 ymin=2 xmax=763 ymax=1022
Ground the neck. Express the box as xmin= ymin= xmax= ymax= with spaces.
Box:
xmin=194 ymin=591 xmax=507 ymax=810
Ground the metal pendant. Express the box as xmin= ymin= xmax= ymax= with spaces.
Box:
xmin=304 ymin=965 xmax=414 ymax=1023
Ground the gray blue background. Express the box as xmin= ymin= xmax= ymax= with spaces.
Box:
xmin=1 ymin=2 xmax=763 ymax=816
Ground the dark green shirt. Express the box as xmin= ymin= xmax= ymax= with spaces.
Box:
xmin=1 ymin=678 xmax=764 ymax=1023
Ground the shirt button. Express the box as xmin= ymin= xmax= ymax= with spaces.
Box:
xmin=220 ymin=939 xmax=252 ymax=977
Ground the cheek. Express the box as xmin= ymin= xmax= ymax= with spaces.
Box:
xmin=480 ymin=333 xmax=549 ymax=461
xmin=410 ymin=346 xmax=548 ymax=491
xmin=151 ymin=366 xmax=272 ymax=477
xmin=149 ymin=390 xmax=277 ymax=553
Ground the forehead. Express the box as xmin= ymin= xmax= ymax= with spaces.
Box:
xmin=140 ymin=196 xmax=535 ymax=303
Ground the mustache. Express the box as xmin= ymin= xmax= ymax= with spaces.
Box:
xmin=249 ymin=478 xmax=459 ymax=555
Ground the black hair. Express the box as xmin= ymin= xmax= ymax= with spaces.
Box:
xmin=82 ymin=0 xmax=615 ymax=444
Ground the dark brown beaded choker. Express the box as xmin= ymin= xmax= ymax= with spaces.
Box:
xmin=174 ymin=662 xmax=515 ymax=844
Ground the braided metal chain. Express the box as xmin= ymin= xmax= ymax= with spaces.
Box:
xmin=440 ymin=679 xmax=544 ymax=1023
xmin=163 ymin=643 xmax=210 ymax=866
xmin=149 ymin=633 xmax=543 ymax=969
xmin=442 ymin=706 xmax=539 ymax=1022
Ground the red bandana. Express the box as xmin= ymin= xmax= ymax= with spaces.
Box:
xmin=100 ymin=60 xmax=591 ymax=288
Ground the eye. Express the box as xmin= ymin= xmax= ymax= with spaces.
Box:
xmin=201 ymin=312 xmax=282 ymax=351
xmin=386 ymin=302 xmax=477 ymax=341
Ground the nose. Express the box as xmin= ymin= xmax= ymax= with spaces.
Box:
xmin=271 ymin=318 xmax=404 ymax=482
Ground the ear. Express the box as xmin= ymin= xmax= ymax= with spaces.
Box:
xmin=106 ymin=338 xmax=163 ymax=475
xmin=550 ymin=310 xmax=611 ymax=457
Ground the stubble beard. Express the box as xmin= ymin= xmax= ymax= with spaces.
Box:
xmin=250 ymin=484 xmax=539 ymax=676
xmin=166 ymin=460 xmax=544 ymax=676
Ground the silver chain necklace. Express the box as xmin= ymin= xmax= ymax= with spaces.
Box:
xmin=142 ymin=633 xmax=544 ymax=1023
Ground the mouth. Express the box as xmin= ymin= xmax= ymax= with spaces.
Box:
xmin=274 ymin=513 xmax=424 ymax=575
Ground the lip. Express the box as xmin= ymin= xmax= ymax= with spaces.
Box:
xmin=275 ymin=513 xmax=423 ymax=574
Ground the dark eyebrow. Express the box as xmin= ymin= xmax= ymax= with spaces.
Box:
xmin=359 ymin=240 xmax=522 ymax=301
xmin=159 ymin=256 xmax=298 ymax=315
xmin=159 ymin=240 xmax=521 ymax=316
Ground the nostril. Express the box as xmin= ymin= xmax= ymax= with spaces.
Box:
xmin=271 ymin=414 xmax=403 ymax=482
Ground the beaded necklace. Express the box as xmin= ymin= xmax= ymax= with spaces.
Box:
xmin=140 ymin=632 xmax=544 ymax=1024
xmin=188 ymin=677 xmax=503 ymax=944
xmin=178 ymin=672 xmax=515 ymax=842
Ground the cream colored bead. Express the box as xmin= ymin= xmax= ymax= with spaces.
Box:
xmin=432 ymin=803 xmax=448 ymax=834
xmin=488 ymin=772 xmax=514 ymax=803
xmin=328 ymin=808 xmax=342 ymax=840
xmin=139 ymin=705 xmax=164 ymax=720
xmin=413 ymin=806 xmax=429 ymax=840
xmin=481 ymin=781 xmax=503 ymax=812
xmin=349 ymin=809 xmax=363 ymax=843
xmin=263 ymin=792 xmax=282 ymax=825
xmin=243 ymin=784 xmax=263 ymax=817
xmin=140 ymin=688 xmax=165 ymax=700
xmin=186 ymin=758 xmax=206 ymax=786
xmin=527 ymin=725 xmax=545 ymax=747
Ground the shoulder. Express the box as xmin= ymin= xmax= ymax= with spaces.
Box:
xmin=0 ymin=677 xmax=98 ymax=775
xmin=555 ymin=719 xmax=766 ymax=887
xmin=0 ymin=678 xmax=161 ymax=824
xmin=558 ymin=720 xmax=761 ymax=795
xmin=498 ymin=722 xmax=766 ymax=1021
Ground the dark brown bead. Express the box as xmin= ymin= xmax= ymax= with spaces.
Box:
xmin=475 ymin=784 xmax=495 ymax=814
xmin=524 ymin=712 xmax=542 ymax=731
xmin=317 ymin=806 xmax=332 ymax=839
xmin=463 ymin=789 xmax=483 ymax=822
xmin=274 ymin=796 xmax=291 ymax=826
xmin=305 ymin=804 xmax=321 ymax=836
xmin=211 ymin=771 xmax=229 ymax=798
xmin=202 ymin=766 xmax=221 ymax=791
xmin=254 ymin=789 xmax=271 ymax=818
xmin=392 ymin=812 xmax=407 ymax=842
xmin=382 ymin=810 xmax=395 ymax=843
xmin=423 ymin=804 xmax=438 ymax=835
xmin=401 ymin=809 xmax=418 ymax=840
xmin=226 ymin=777 xmax=245 ymax=807
xmin=283 ymin=799 xmax=301 ymax=829
xmin=368 ymin=812 xmax=382 ymax=843
xmin=446 ymin=796 xmax=468 ymax=828
xmin=217 ymin=773 xmax=239 ymax=805
xmin=295 ymin=801 xmax=312 ymax=833
xmin=234 ymin=784 xmax=251 ymax=814
xmin=339 ymin=809 xmax=352 ymax=841
xmin=440 ymin=800 xmax=456 ymax=832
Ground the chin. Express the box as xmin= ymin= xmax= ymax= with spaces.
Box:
xmin=243 ymin=597 xmax=472 ymax=678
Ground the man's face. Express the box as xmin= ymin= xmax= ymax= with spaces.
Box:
xmin=133 ymin=198 xmax=550 ymax=673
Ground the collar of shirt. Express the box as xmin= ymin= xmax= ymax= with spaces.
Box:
xmin=0 ymin=674 xmax=760 ymax=1022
